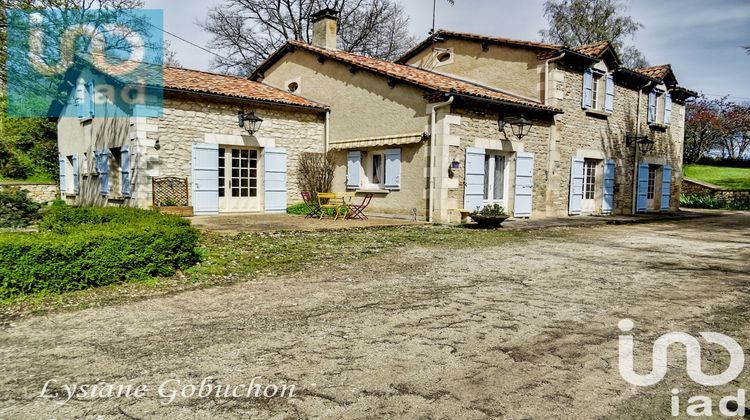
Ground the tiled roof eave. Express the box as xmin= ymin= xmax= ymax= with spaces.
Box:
xmin=447 ymin=92 xmax=562 ymax=114
xmin=162 ymin=87 xmax=328 ymax=111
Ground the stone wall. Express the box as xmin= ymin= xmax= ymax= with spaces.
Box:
xmin=682 ymin=178 xmax=750 ymax=205
xmin=142 ymin=94 xmax=326 ymax=208
xmin=0 ymin=183 xmax=59 ymax=203
xmin=448 ymin=107 xmax=554 ymax=220
xmin=548 ymin=62 xmax=686 ymax=215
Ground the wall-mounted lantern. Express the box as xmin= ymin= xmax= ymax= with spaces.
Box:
xmin=498 ymin=114 xmax=533 ymax=141
xmin=238 ymin=111 xmax=263 ymax=135
xmin=626 ymin=134 xmax=655 ymax=155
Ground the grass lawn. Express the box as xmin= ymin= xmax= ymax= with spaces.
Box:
xmin=1 ymin=226 xmax=565 ymax=319
xmin=683 ymin=164 xmax=750 ymax=190
xmin=0 ymin=174 xmax=55 ymax=184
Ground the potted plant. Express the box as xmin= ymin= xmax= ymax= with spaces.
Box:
xmin=470 ymin=204 xmax=509 ymax=228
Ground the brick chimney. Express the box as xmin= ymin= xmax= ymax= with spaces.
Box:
xmin=311 ymin=8 xmax=339 ymax=50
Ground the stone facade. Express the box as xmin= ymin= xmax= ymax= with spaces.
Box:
xmin=145 ymin=95 xmax=325 ymax=208
xmin=58 ymin=86 xmax=325 ymax=212
xmin=0 ymin=183 xmax=59 ymax=203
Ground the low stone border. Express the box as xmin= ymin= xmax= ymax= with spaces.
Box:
xmin=0 ymin=182 xmax=58 ymax=203
xmin=682 ymin=178 xmax=750 ymax=205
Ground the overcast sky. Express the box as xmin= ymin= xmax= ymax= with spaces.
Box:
xmin=143 ymin=0 xmax=750 ymax=101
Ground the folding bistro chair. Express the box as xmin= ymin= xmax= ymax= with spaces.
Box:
xmin=317 ymin=192 xmax=345 ymax=220
xmin=301 ymin=192 xmax=322 ymax=218
xmin=347 ymin=193 xmax=374 ymax=220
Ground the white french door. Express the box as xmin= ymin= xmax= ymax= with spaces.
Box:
xmin=483 ymin=153 xmax=508 ymax=209
xmin=581 ymin=159 xmax=597 ymax=213
xmin=219 ymin=147 xmax=260 ymax=213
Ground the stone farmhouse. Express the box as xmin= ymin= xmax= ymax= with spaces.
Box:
xmin=57 ymin=8 xmax=696 ymax=222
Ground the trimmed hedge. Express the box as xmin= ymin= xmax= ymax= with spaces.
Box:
xmin=0 ymin=206 xmax=200 ymax=299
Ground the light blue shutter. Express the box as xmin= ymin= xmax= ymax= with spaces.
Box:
xmin=568 ymin=156 xmax=584 ymax=215
xmin=636 ymin=163 xmax=649 ymax=213
xmin=98 ymin=150 xmax=109 ymax=196
xmin=602 ymin=160 xmax=616 ymax=215
xmin=58 ymin=156 xmax=67 ymax=196
xmin=514 ymin=152 xmax=534 ymax=218
xmin=121 ymin=145 xmax=131 ymax=197
xmin=582 ymin=68 xmax=594 ymax=109
xmin=192 ymin=143 xmax=219 ymax=215
xmin=347 ymin=151 xmax=361 ymax=189
xmin=604 ymin=74 xmax=615 ymax=113
xmin=87 ymin=80 xmax=95 ymax=117
xmin=76 ymin=83 xmax=85 ymax=119
xmin=384 ymin=148 xmax=401 ymax=190
xmin=647 ymin=91 xmax=657 ymax=124
xmin=663 ymin=93 xmax=672 ymax=125
xmin=660 ymin=165 xmax=672 ymax=212
xmin=463 ymin=147 xmax=486 ymax=212
xmin=264 ymin=147 xmax=288 ymax=213
xmin=71 ymin=154 xmax=80 ymax=194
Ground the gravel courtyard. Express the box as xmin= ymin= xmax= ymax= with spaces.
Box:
xmin=1 ymin=213 xmax=749 ymax=419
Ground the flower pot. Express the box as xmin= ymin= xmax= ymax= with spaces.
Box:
xmin=469 ymin=214 xmax=509 ymax=228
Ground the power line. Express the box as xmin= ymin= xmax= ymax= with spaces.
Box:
xmin=142 ymin=20 xmax=230 ymax=63
xmin=700 ymin=92 xmax=750 ymax=102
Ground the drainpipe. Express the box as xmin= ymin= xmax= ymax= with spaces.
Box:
xmin=324 ymin=109 xmax=331 ymax=152
xmin=632 ymin=81 xmax=653 ymax=214
xmin=544 ymin=53 xmax=566 ymax=105
xmin=428 ymin=95 xmax=454 ymax=223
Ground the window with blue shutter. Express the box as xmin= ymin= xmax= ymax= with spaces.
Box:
xmin=98 ymin=150 xmax=109 ymax=196
xmin=647 ymin=91 xmax=657 ymax=124
xmin=636 ymin=163 xmax=650 ymax=212
xmin=514 ymin=152 xmax=535 ymax=217
xmin=76 ymin=82 xmax=85 ymax=119
xmin=568 ymin=157 xmax=585 ymax=215
xmin=58 ymin=156 xmax=67 ymax=196
xmin=264 ymin=148 xmax=288 ymax=213
xmin=663 ymin=93 xmax=672 ymax=125
xmin=582 ymin=68 xmax=594 ymax=109
xmin=71 ymin=154 xmax=80 ymax=194
xmin=347 ymin=151 xmax=361 ymax=189
xmin=464 ymin=147 xmax=486 ymax=212
xmin=87 ymin=80 xmax=95 ymax=117
xmin=121 ymin=145 xmax=131 ymax=197
xmin=384 ymin=149 xmax=401 ymax=190
xmin=602 ymin=160 xmax=616 ymax=215
xmin=604 ymin=74 xmax=615 ymax=113
xmin=660 ymin=165 xmax=672 ymax=212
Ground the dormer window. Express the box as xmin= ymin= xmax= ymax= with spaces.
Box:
xmin=436 ymin=51 xmax=452 ymax=63
xmin=287 ymin=82 xmax=299 ymax=93
xmin=582 ymin=68 xmax=614 ymax=113
xmin=648 ymin=89 xmax=672 ymax=126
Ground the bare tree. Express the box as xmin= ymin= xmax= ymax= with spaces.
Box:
xmin=539 ymin=0 xmax=649 ymax=68
xmin=297 ymin=152 xmax=336 ymax=201
xmin=163 ymin=38 xmax=182 ymax=67
xmin=200 ymin=0 xmax=416 ymax=75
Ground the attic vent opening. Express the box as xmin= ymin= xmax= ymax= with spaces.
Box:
xmin=287 ymin=82 xmax=299 ymax=93
xmin=436 ymin=52 xmax=452 ymax=63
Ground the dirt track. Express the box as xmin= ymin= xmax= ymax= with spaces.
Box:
xmin=1 ymin=214 xmax=749 ymax=419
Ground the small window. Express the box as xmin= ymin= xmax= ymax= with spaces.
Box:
xmin=436 ymin=52 xmax=452 ymax=63
xmin=591 ymin=73 xmax=603 ymax=110
xmin=109 ymin=148 xmax=122 ymax=195
xmin=372 ymin=154 xmax=384 ymax=185
xmin=287 ymin=82 xmax=299 ymax=93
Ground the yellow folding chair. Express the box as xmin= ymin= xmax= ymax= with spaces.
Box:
xmin=317 ymin=192 xmax=345 ymax=220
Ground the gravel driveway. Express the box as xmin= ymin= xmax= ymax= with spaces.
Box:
xmin=1 ymin=213 xmax=749 ymax=419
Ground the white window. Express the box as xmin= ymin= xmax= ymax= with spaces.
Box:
xmin=482 ymin=153 xmax=507 ymax=206
xmin=591 ymin=72 xmax=603 ymax=110
xmin=366 ymin=151 xmax=386 ymax=188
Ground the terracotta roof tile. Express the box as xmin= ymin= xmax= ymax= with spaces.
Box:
xmin=163 ymin=67 xmax=325 ymax=109
xmin=572 ymin=40 xmax=611 ymax=58
xmin=635 ymin=64 xmax=673 ymax=80
xmin=287 ymin=40 xmax=561 ymax=113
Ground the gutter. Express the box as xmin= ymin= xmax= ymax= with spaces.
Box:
xmin=428 ymin=95 xmax=454 ymax=223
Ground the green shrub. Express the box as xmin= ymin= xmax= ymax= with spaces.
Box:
xmin=680 ymin=194 xmax=723 ymax=209
xmin=472 ymin=204 xmax=507 ymax=217
xmin=0 ymin=187 xmax=43 ymax=228
xmin=0 ymin=206 xmax=200 ymax=299
xmin=287 ymin=202 xmax=310 ymax=215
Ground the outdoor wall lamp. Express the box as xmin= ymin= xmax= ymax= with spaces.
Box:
xmin=498 ymin=114 xmax=533 ymax=141
xmin=238 ymin=111 xmax=263 ymax=135
xmin=626 ymin=134 xmax=655 ymax=155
